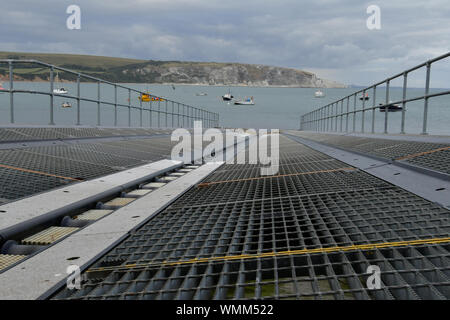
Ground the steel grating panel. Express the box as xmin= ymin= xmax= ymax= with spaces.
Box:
xmin=82 ymin=188 xmax=450 ymax=267
xmin=173 ymin=171 xmax=391 ymax=207
xmin=74 ymin=142 xmax=168 ymax=162
xmin=0 ymin=149 xmax=118 ymax=180
xmin=52 ymin=188 xmax=450 ymax=300
xmin=405 ymin=149 xmax=450 ymax=175
xmin=52 ymin=243 xmax=450 ymax=300
xmin=22 ymin=226 xmax=79 ymax=245
xmin=0 ymin=166 xmax=70 ymax=202
xmin=22 ymin=145 xmax=144 ymax=170
xmin=0 ymin=128 xmax=33 ymax=142
xmin=288 ymin=131 xmax=450 ymax=176
xmin=49 ymin=135 xmax=450 ymax=300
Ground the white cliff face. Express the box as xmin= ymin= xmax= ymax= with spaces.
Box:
xmin=121 ymin=62 xmax=347 ymax=88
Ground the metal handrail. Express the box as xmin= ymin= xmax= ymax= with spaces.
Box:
xmin=299 ymin=52 xmax=450 ymax=135
xmin=0 ymin=59 xmax=219 ymax=128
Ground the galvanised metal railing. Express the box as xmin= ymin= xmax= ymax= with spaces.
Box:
xmin=300 ymin=52 xmax=450 ymax=135
xmin=0 ymin=59 xmax=219 ymax=128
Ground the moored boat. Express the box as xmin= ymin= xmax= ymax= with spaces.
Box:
xmin=234 ymin=96 xmax=255 ymax=105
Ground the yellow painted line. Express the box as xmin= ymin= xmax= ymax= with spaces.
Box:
xmin=0 ymin=163 xmax=81 ymax=181
xmin=197 ymin=167 xmax=356 ymax=187
xmin=396 ymin=146 xmax=450 ymax=161
xmin=86 ymin=237 xmax=450 ymax=274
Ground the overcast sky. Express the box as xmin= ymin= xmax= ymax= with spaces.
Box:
xmin=1 ymin=0 xmax=449 ymax=87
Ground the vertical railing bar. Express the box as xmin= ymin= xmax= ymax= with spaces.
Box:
xmin=114 ymin=85 xmax=118 ymax=127
xmin=49 ymin=66 xmax=55 ymax=125
xmin=361 ymin=89 xmax=366 ymax=133
xmin=128 ymin=89 xmax=131 ymax=127
xmin=8 ymin=61 xmax=14 ymax=124
xmin=76 ymin=74 xmax=81 ymax=125
xmin=172 ymin=101 xmax=175 ymax=128
xmin=371 ymin=86 xmax=376 ymax=133
xmin=97 ymin=81 xmax=101 ymax=126
xmin=384 ymin=80 xmax=390 ymax=134
xmin=346 ymin=97 xmax=349 ymax=132
xmin=158 ymin=100 xmax=161 ymax=128
xmin=149 ymin=100 xmax=152 ymax=127
xmin=422 ymin=62 xmax=431 ymax=135
xmin=401 ymin=72 xmax=408 ymax=134
xmin=165 ymin=100 xmax=168 ymax=128
xmin=352 ymin=94 xmax=356 ymax=132
xmin=139 ymin=95 xmax=143 ymax=127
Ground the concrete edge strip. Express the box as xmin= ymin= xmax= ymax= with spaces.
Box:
xmin=0 ymin=161 xmax=224 ymax=300
xmin=284 ymin=133 xmax=450 ymax=209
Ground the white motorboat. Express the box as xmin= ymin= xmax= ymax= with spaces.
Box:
xmin=222 ymin=89 xmax=234 ymax=101
xmin=314 ymin=90 xmax=325 ymax=98
xmin=196 ymin=92 xmax=208 ymax=96
xmin=53 ymin=88 xmax=68 ymax=94
xmin=61 ymin=102 xmax=72 ymax=108
xmin=234 ymin=97 xmax=255 ymax=105
xmin=53 ymin=73 xmax=68 ymax=94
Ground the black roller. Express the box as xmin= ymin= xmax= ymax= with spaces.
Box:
xmin=1 ymin=240 xmax=45 ymax=255
xmin=60 ymin=216 xmax=91 ymax=228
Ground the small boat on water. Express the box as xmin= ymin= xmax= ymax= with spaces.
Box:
xmin=61 ymin=102 xmax=72 ymax=108
xmin=314 ymin=90 xmax=325 ymax=98
xmin=53 ymin=88 xmax=68 ymax=94
xmin=53 ymin=73 xmax=68 ymax=94
xmin=379 ymin=102 xmax=403 ymax=112
xmin=139 ymin=92 xmax=165 ymax=102
xmin=359 ymin=92 xmax=370 ymax=101
xmin=196 ymin=92 xmax=208 ymax=96
xmin=234 ymin=97 xmax=255 ymax=105
xmin=222 ymin=89 xmax=234 ymax=101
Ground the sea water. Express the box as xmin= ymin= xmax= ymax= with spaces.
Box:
xmin=0 ymin=82 xmax=449 ymax=135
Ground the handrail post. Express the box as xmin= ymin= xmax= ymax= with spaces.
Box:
xmin=128 ymin=89 xmax=131 ymax=127
xmin=157 ymin=100 xmax=161 ymax=128
xmin=149 ymin=100 xmax=152 ymax=127
xmin=361 ymin=89 xmax=366 ymax=133
xmin=76 ymin=74 xmax=81 ymax=125
xmin=345 ymin=98 xmax=349 ymax=132
xmin=401 ymin=72 xmax=408 ymax=134
xmin=172 ymin=101 xmax=175 ymax=128
xmin=352 ymin=94 xmax=356 ymax=132
xmin=335 ymin=103 xmax=338 ymax=132
xmin=340 ymin=100 xmax=344 ymax=132
xmin=165 ymin=100 xmax=168 ymax=128
xmin=8 ymin=61 xmax=14 ymax=124
xmin=139 ymin=94 xmax=143 ymax=127
xmin=114 ymin=85 xmax=118 ymax=127
xmin=384 ymin=80 xmax=390 ymax=134
xmin=177 ymin=103 xmax=180 ymax=127
xmin=422 ymin=62 xmax=431 ymax=135
xmin=97 ymin=81 xmax=101 ymax=126
xmin=49 ymin=66 xmax=55 ymax=125
xmin=371 ymin=86 xmax=376 ymax=133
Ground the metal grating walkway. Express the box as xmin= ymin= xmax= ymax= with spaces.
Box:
xmin=0 ymin=128 xmax=176 ymax=205
xmin=50 ymin=135 xmax=450 ymax=300
xmin=286 ymin=131 xmax=450 ymax=176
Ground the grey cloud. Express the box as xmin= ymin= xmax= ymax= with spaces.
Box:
xmin=0 ymin=0 xmax=449 ymax=87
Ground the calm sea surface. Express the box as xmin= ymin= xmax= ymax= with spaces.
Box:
xmin=1 ymin=82 xmax=449 ymax=135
